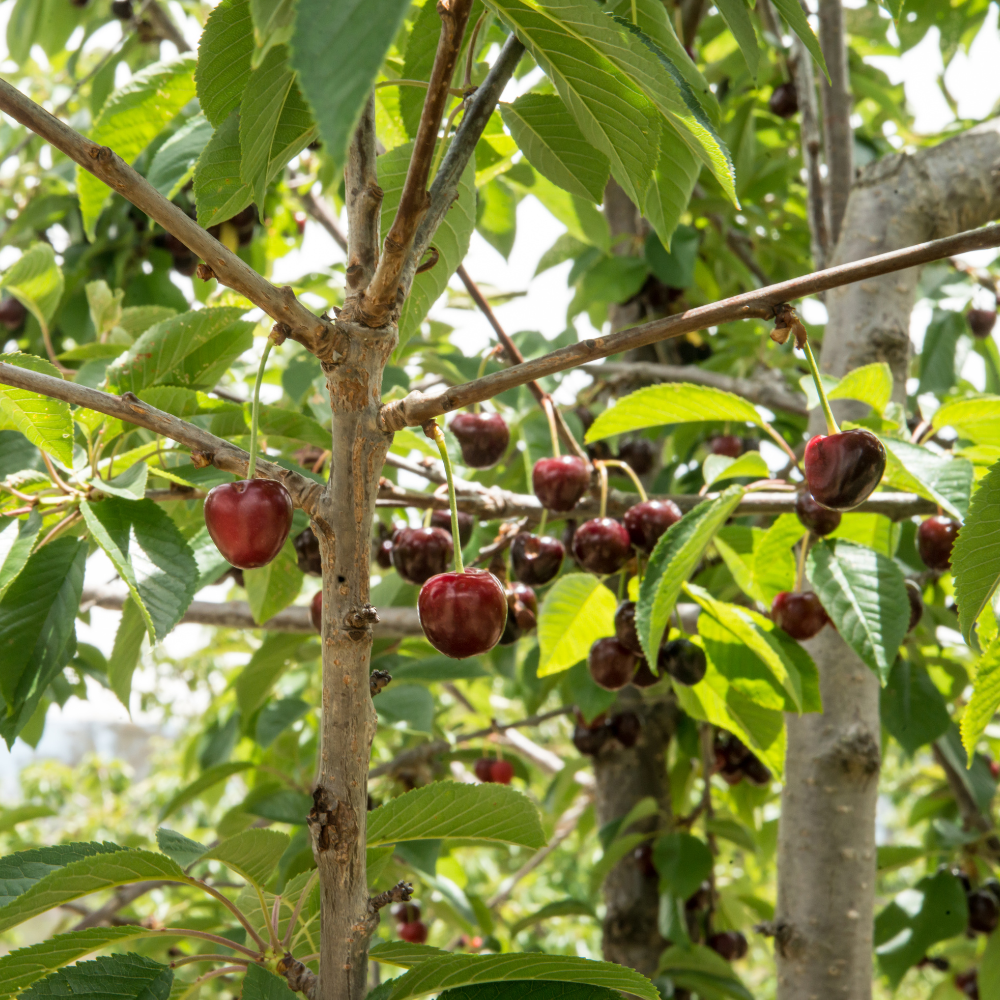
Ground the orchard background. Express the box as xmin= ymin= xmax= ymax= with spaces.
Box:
xmin=0 ymin=2 xmax=999 ymax=1000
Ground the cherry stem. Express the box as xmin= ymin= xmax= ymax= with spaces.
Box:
xmin=802 ymin=339 xmax=840 ymax=436
xmin=430 ymin=422 xmax=465 ymax=573
xmin=473 ymin=350 xmax=495 ymax=413
xmin=537 ymin=508 xmax=547 ymax=536
xmin=600 ymin=459 xmax=648 ymax=502
xmin=795 ymin=534 xmax=810 ymax=593
xmin=597 ymin=462 xmax=609 ymax=519
xmin=542 ymin=397 xmax=561 ymax=458
xmin=759 ymin=420 xmax=799 ymax=465
xmin=247 ymin=337 xmax=275 ymax=480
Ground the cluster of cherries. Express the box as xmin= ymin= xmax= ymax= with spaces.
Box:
xmin=391 ymin=901 xmax=428 ymax=944
xmin=473 ymin=757 xmax=515 ymax=784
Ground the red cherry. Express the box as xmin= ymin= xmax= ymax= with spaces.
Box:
xmin=794 ymin=491 xmax=841 ymax=537
xmin=991 ymin=760 xmax=1000 ymax=779
xmin=204 ymin=480 xmax=293 ymax=569
xmin=624 ymin=499 xmax=682 ymax=553
xmin=768 ymin=81 xmax=798 ymax=118
xmin=294 ymin=212 xmax=307 ymax=235
xmin=632 ymin=657 xmax=659 ymax=687
xmin=803 ymin=429 xmax=886 ymax=511
xmin=310 ymin=591 xmax=322 ymax=632
xmin=633 ymin=841 xmax=656 ymax=877
xmin=573 ymin=721 xmax=610 ymax=755
xmin=741 ymin=754 xmax=772 ymax=786
xmin=473 ymin=758 xmax=494 ymax=782
xmin=968 ymin=308 xmax=997 ymax=339
xmin=508 ymin=581 xmax=538 ymax=617
xmin=617 ymin=438 xmax=655 ymax=475
xmin=375 ymin=538 xmax=394 ymax=569
xmin=510 ymin=532 xmax=564 ymax=585
xmin=294 ymin=527 xmax=322 ymax=575
xmin=417 ymin=569 xmax=507 ymax=658
xmin=917 ymin=515 xmax=959 ymax=572
xmin=614 ymin=601 xmax=643 ymax=655
xmin=658 ymin=639 xmax=706 ymax=686
xmin=532 ymin=456 xmax=590 ymax=512
xmin=397 ymin=920 xmax=428 ymax=944
xmin=499 ymin=582 xmax=538 ymax=645
xmin=771 ymin=591 xmax=828 ymax=640
xmin=967 ymin=890 xmax=999 ymax=934
xmin=490 ymin=759 xmax=514 ymax=784
xmin=610 ymin=711 xmax=641 ymax=747
xmin=954 ymin=969 xmax=978 ymax=998
xmin=708 ymin=931 xmax=748 ymax=961
xmin=572 ymin=517 xmax=631 ymax=575
xmin=431 ymin=509 xmax=475 ymax=546
xmin=0 ymin=296 xmax=26 ymax=331
xmin=391 ymin=901 xmax=420 ymax=922
xmin=905 ymin=579 xmax=923 ymax=632
xmin=391 ymin=526 xmax=452 ymax=584
xmin=588 ymin=637 xmax=636 ymax=690
xmin=709 ymin=435 xmax=742 ymax=458
xmin=450 ymin=412 xmax=510 ymax=468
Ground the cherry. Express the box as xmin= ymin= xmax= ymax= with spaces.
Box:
xmin=768 ymin=81 xmax=798 ymax=118
xmin=391 ymin=902 xmax=420 ymax=923
xmin=803 ymin=428 xmax=886 ymax=511
xmin=771 ymin=591 xmax=828 ymax=640
xmin=499 ymin=582 xmax=537 ymax=645
xmin=633 ymin=842 xmax=656 ymax=877
xmin=204 ymin=480 xmax=293 ymax=569
xmin=533 ymin=455 xmax=590 ymax=512
xmin=917 ymin=515 xmax=959 ymax=572
xmin=610 ymin=711 xmax=641 ymax=747
xmin=741 ymin=754 xmax=772 ymax=787
xmin=632 ymin=657 xmax=659 ymax=687
xmin=794 ymin=491 xmax=841 ymax=537
xmin=968 ymin=308 xmax=997 ymax=339
xmin=954 ymin=970 xmax=979 ymax=999
xmin=293 ymin=527 xmax=322 ymax=575
xmin=588 ymin=637 xmax=636 ymax=690
xmin=310 ymin=591 xmax=322 ymax=632
xmin=111 ymin=0 xmax=132 ymax=17
xmin=474 ymin=758 xmax=495 ymax=782
xmin=992 ymin=760 xmax=1000 ymax=780
xmin=709 ymin=435 xmax=742 ymax=458
xmin=431 ymin=508 xmax=474 ymax=546
xmin=617 ymin=438 xmax=655 ymax=475
xmin=0 ymin=297 xmax=26 ymax=331
xmin=572 ymin=714 xmax=610 ymax=755
xmin=417 ymin=569 xmax=507 ymax=658
xmin=510 ymin=532 xmax=564 ymax=585
xmin=375 ymin=538 xmax=394 ymax=569
xmin=685 ymin=882 xmax=713 ymax=912
xmin=714 ymin=730 xmax=751 ymax=785
xmin=490 ymin=759 xmax=514 ymax=784
xmin=967 ymin=890 xmax=999 ymax=934
xmin=905 ymin=579 xmax=923 ymax=632
xmin=450 ymin=412 xmax=509 ymax=468
xmin=708 ymin=931 xmax=748 ymax=962
xmin=614 ymin=601 xmax=643 ymax=655
xmin=572 ymin=517 xmax=631 ymax=575
xmin=391 ymin=526 xmax=452 ymax=584
xmin=624 ymin=499 xmax=682 ymax=554
xmin=397 ymin=921 xmax=428 ymax=944
xmin=658 ymin=639 xmax=706 ymax=686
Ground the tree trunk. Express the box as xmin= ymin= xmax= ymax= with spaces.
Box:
xmin=774 ymin=119 xmax=1000 ymax=1000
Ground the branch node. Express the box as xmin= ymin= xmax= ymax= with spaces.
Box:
xmin=346 ymin=603 xmax=380 ymax=629
xmin=369 ymin=881 xmax=413 ymax=913
xmin=271 ymin=322 xmax=291 ymax=346
xmin=370 ymin=669 xmax=392 ymax=697
xmin=196 ymin=263 xmax=216 ymax=281
xmin=415 ymin=246 xmax=440 ymax=274
xmin=190 ymin=450 xmax=214 ymax=469
xmin=277 ymin=954 xmax=318 ymax=1000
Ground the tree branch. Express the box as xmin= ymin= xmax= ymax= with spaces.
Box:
xmin=143 ymin=1 xmax=192 ymax=52
xmin=344 ymin=95 xmax=382 ymax=298
xmin=299 ymin=188 xmax=348 ymax=252
xmin=817 ymin=0 xmax=853 ymax=246
xmin=932 ymin=742 xmax=1000 ymax=861
xmin=381 ymin=221 xmax=1000 ymax=429
xmin=0 ymin=362 xmax=322 ymax=514
xmin=0 ymin=79 xmax=339 ymax=357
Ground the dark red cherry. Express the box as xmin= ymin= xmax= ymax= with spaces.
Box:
xmin=431 ymin=509 xmax=475 ymax=546
xmin=768 ymin=81 xmax=799 ymax=118
xmin=391 ymin=526 xmax=452 ymax=584
xmin=111 ymin=0 xmax=133 ymax=17
xmin=968 ymin=308 xmax=997 ymax=339
xmin=573 ymin=721 xmax=610 ymax=755
xmin=310 ymin=591 xmax=322 ymax=632
xmin=375 ymin=538 xmax=394 ymax=569
xmin=499 ymin=583 xmax=537 ymax=645
xmin=624 ymin=499 xmax=682 ymax=553
xmin=490 ymin=759 xmax=514 ymax=784
xmin=450 ymin=411 xmax=509 ymax=468
xmin=803 ymin=428 xmax=886 ymax=511
xmin=617 ymin=438 xmax=655 ymax=475
xmin=632 ymin=657 xmax=659 ymax=687
xmin=417 ymin=569 xmax=507 ymax=658
xmin=917 ymin=515 xmax=959 ymax=572
xmin=967 ymin=890 xmax=999 ymax=934
xmin=709 ymin=435 xmax=742 ymax=458
xmin=204 ymin=480 xmax=294 ymax=569
xmin=532 ymin=455 xmax=590 ymax=512
xmin=905 ymin=579 xmax=923 ymax=632
xmin=0 ymin=296 xmax=26 ymax=331
xmin=658 ymin=640 xmax=706 ymax=686
xmin=474 ymin=758 xmax=494 ymax=782
xmin=572 ymin=517 xmax=631 ymax=575
xmin=610 ymin=711 xmax=641 ymax=747
xmin=614 ymin=601 xmax=643 ymax=655
xmin=741 ymin=754 xmax=772 ymax=787
xmin=294 ymin=527 xmax=322 ymax=575
xmin=794 ymin=491 xmax=841 ymax=537
xmin=509 ymin=582 xmax=538 ymax=618
xmin=391 ymin=901 xmax=420 ymax=922
xmin=708 ymin=931 xmax=748 ymax=961
xmin=954 ymin=969 xmax=978 ymax=998
xmin=714 ymin=730 xmax=750 ymax=785
xmin=633 ymin=842 xmax=656 ymax=877
xmin=772 ymin=591 xmax=828 ymax=640
xmin=510 ymin=532 xmax=564 ymax=585
xmin=397 ymin=921 xmax=428 ymax=944
xmin=588 ymin=637 xmax=636 ymax=690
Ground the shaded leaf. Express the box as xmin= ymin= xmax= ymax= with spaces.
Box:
xmin=155 ymin=829 xmax=207 ymax=869
xmin=952 ymin=459 xmax=1000 ymax=643
xmin=960 ymin=637 xmax=1000 ymax=761
xmin=20 ymin=953 xmax=172 ymax=1000
xmin=880 ymin=659 xmax=951 ymax=755
xmin=240 ymin=45 xmax=296 ymax=209
xmin=201 ymin=829 xmax=290 ymax=888
xmin=0 ymin=842 xmax=125 ymax=907
xmin=242 ymin=964 xmax=297 ymax=1000
xmin=244 ymin=538 xmax=304 ymax=624
xmin=713 ymin=0 xmax=758 ymax=80
xmin=196 ymin=0 xmax=254 ymax=128
xmin=0 ymin=511 xmax=41 ymax=602
xmin=147 ymin=114 xmax=214 ymax=199
xmin=1 ymin=244 xmax=64 ymax=329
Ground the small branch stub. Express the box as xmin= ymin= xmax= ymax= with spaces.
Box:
xmin=370 ymin=669 xmax=392 ymax=697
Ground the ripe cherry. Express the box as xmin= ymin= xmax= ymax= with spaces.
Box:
xmin=450 ymin=412 xmax=510 ymax=468
xmin=375 ymin=538 xmax=394 ymax=569
xmin=614 ymin=601 xmax=643 ymax=655
xmin=0 ymin=296 xmax=26 ymax=331
xmin=610 ymin=711 xmax=641 ymax=747
xmin=804 ymin=428 xmax=886 ymax=511
xmin=633 ymin=842 xmax=656 ymax=877
xmin=417 ymin=569 xmax=507 ymax=658
xmin=624 ymin=499 xmax=682 ymax=553
xmin=397 ymin=921 xmax=428 ymax=944
xmin=967 ymin=890 xmax=999 ymax=934
xmin=474 ymin=758 xmax=495 ymax=782
xmin=968 ymin=308 xmax=997 ymax=339
xmin=658 ymin=639 xmax=707 ymax=686
xmin=573 ymin=720 xmax=610 ymax=756
xmin=572 ymin=517 xmax=631 ymax=575
xmin=499 ymin=582 xmax=537 ymax=645
xmin=954 ymin=970 xmax=979 ymax=999
xmin=709 ymin=435 xmax=742 ymax=458
xmin=617 ymin=438 xmax=655 ymax=475
xmin=391 ymin=526 xmax=452 ymax=584
xmin=771 ymin=591 xmax=828 ymax=640
xmin=794 ymin=491 xmax=841 ymax=537
xmin=632 ymin=657 xmax=659 ymax=687
xmin=310 ymin=591 xmax=322 ymax=632
xmin=588 ymin=637 xmax=636 ymax=690
xmin=510 ymin=532 xmax=564 ymax=585
xmin=905 ymin=579 xmax=923 ymax=632
xmin=533 ymin=455 xmax=590 ymax=512
xmin=917 ymin=515 xmax=959 ymax=572
xmin=490 ymin=759 xmax=515 ymax=784
xmin=768 ymin=81 xmax=799 ymax=118
xmin=204 ymin=479 xmax=293 ymax=569
xmin=294 ymin=527 xmax=322 ymax=575
xmin=431 ymin=508 xmax=474 ymax=546
xmin=741 ymin=754 xmax=773 ymax=787
xmin=708 ymin=931 xmax=748 ymax=962
xmin=391 ymin=901 xmax=420 ymax=923
xmin=111 ymin=0 xmax=133 ymax=17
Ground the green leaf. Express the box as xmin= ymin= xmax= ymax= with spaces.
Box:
xmin=880 ymin=659 xmax=951 ymax=755
xmin=1 ymin=243 xmax=64 ymax=330
xmin=235 ymin=633 xmax=311 ymax=716
xmin=880 ymin=437 xmax=973 ymax=520
xmin=933 ymin=395 xmax=1000 ymax=445
xmin=78 ymin=56 xmax=197 ymax=238
xmin=0 ymin=842 xmax=126 ymax=907
xmin=476 ymin=179 xmax=517 ymax=260
xmin=642 ymin=137 xmax=700 ymax=251
xmin=0 ymin=353 xmax=73 ymax=465
xmin=246 ymin=787 xmax=312 ymax=825
xmin=586 ymin=384 xmax=763 ymax=442
xmin=653 ymin=832 xmax=712 ymax=899
xmin=806 ymin=539 xmax=910 ymax=682
xmin=399 ymin=0 xmax=454 ymax=138
xmin=387 ymin=954 xmax=658 ymax=1000
xmin=713 ymin=0 xmax=758 ymax=80
xmin=509 ymin=899 xmax=596 ymax=937
xmin=20 ymin=953 xmax=172 ymax=1000
xmin=89 ymin=461 xmax=149 ymax=501
xmin=501 ymin=94 xmax=610 ymax=203
xmin=196 ymin=0 xmax=254 ymax=128
xmin=769 ymin=0 xmax=829 ymax=80
xmin=254 ymin=403 xmax=331 ymax=449
xmin=379 ymin=141 xmax=476 ymax=354
xmin=107 ymin=598 xmax=146 ymax=711
xmin=636 ymin=487 xmax=745 ymax=661
xmin=960 ymin=637 xmax=1000 ymax=761
xmin=366 ymin=783 xmax=545 ymax=849
xmin=376 ymin=683 xmax=435 ymax=734
xmin=249 ymin=0 xmax=295 ymax=66
xmin=827 ymin=362 xmax=893 ymax=413
xmin=289 ymin=0 xmax=410 ymax=168
xmin=703 ymin=816 xmax=757 ymax=853
xmin=244 ymin=538 xmax=304 ymax=624
xmin=240 ymin=46 xmax=296 ymax=209
xmin=147 ymin=114 xmax=214 ymax=199
xmin=0 ymin=511 xmax=41 ymax=602
xmin=371 ymin=943 xmax=449 ymax=968
xmin=155 ymin=828 xmax=207 ymax=869
xmin=388 ymin=655 xmax=487 ymax=683
xmin=537 ymin=573 xmax=617 ymax=678
xmin=159 ymin=761 xmax=254 ymax=821
xmin=0 ymin=850 xmax=187 ymax=934
xmin=876 ymin=844 xmax=925 ymax=871
xmin=952 ymin=459 xmax=1000 ymax=643
xmin=0 ymin=804 xmax=55 ymax=834
xmin=367 ymin=844 xmax=394 ymax=887
xmin=243 ymin=964 xmax=297 ymax=1000
xmin=589 ymin=833 xmax=648 ymax=894
xmin=982 ymin=925 xmax=1000 ymax=1000
xmin=657 ymin=946 xmax=751 ymax=1000
xmin=201 ymin=829 xmax=290 ymax=888
xmin=702 ymin=451 xmax=768 ymax=488
xmin=256 ymin=697 xmax=309 ymax=748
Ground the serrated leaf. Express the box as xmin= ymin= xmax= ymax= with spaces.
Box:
xmin=78 ymin=56 xmax=197 ymax=238
xmin=0 ymin=511 xmax=41 ymax=602
xmin=159 ymin=761 xmax=254 ymax=821
xmin=370 ymin=943 xmax=449 ymax=968
xmin=642 ymin=131 xmax=700 ymax=250
xmin=367 ymin=783 xmax=545 ymax=849
xmin=196 ymin=0 xmax=254 ymax=128
xmin=702 ymin=451 xmax=768 ymax=488
xmin=156 ymin=829 xmax=207 ymax=869
xmin=636 ymin=487 xmax=744 ymax=661
xmin=367 ymin=844 xmax=394 ymax=887
xmin=806 ymin=539 xmax=909 ymax=682
xmin=289 ymin=0 xmax=410 ymax=168
xmin=960 ymin=637 xmax=1000 ymax=762
xmin=20 ymin=952 xmax=172 ymax=1000
xmin=201 ymin=829 xmax=290 ymax=888
xmin=438 ymin=983 xmax=630 ymax=1000
xmin=1 ymin=243 xmax=64 ymax=330
xmin=880 ymin=437 xmax=972 ymax=520
xmin=250 ymin=0 xmax=295 ymax=65
xmin=713 ymin=0 xmax=758 ymax=80
xmin=240 ymin=45 xmax=296 ymax=209
xmin=107 ymin=597 xmax=145 ymax=711
xmin=586 ymin=383 xmax=762 ymax=442
xmin=0 ymin=842 xmax=126 ymax=907
xmin=0 ymin=353 xmax=73 ymax=465
xmin=244 ymin=538 xmax=304 ymax=624
xmin=89 ymin=462 xmax=149 ymax=501
xmin=537 ymin=573 xmax=617 ymax=677
xmin=769 ymin=0 xmax=829 ymax=79
xmin=953 ymin=460 xmax=1000 ymax=643
xmin=243 ymin=964 xmax=296 ymax=1000
xmin=657 ymin=946 xmax=751 ymax=1000
xmin=147 ymin=114 xmax=214 ymax=199
xmin=828 ymin=362 xmax=893 ymax=414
